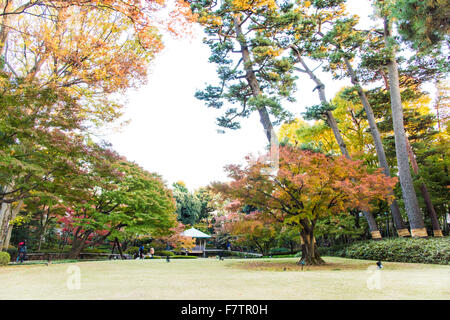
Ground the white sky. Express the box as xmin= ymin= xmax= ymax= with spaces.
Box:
xmin=100 ymin=1 xmax=416 ymax=190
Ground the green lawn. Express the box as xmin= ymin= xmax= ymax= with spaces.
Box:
xmin=1 ymin=257 xmax=448 ymax=299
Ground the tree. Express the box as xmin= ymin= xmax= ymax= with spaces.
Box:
xmin=374 ymin=0 xmax=427 ymax=237
xmin=172 ymin=182 xmax=202 ymax=226
xmin=158 ymin=222 xmax=196 ymax=252
xmin=61 ymin=150 xmax=178 ymax=258
xmin=192 ymin=0 xmax=297 ymax=144
xmin=212 ymin=145 xmax=397 ymax=265
xmin=224 ymin=209 xmax=279 ymax=256
xmin=285 ymin=0 xmax=410 ymax=236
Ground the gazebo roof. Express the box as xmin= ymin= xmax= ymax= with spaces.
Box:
xmin=181 ymin=227 xmax=211 ymax=238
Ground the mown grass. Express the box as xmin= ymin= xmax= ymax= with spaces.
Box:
xmin=0 ymin=256 xmax=448 ymax=300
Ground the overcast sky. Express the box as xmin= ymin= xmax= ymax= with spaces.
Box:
xmin=100 ymin=1 xmax=417 ymax=190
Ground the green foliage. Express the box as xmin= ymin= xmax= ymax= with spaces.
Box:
xmin=156 ymin=250 xmax=175 ymax=257
xmin=125 ymin=246 xmax=140 ymax=256
xmin=81 ymin=247 xmax=111 ymax=254
xmin=321 ymin=237 xmax=450 ymax=265
xmin=171 ymin=255 xmax=198 ymax=259
xmin=144 ymin=255 xmax=162 ymax=259
xmin=268 ymin=247 xmax=291 ymax=255
xmin=302 ymin=102 xmax=336 ymax=121
xmin=389 ymin=0 xmax=449 ymax=53
xmin=191 ymin=0 xmax=297 ymax=132
xmin=6 ymin=245 xmax=17 ymax=259
xmin=0 ymin=252 xmax=11 ymax=265
xmin=172 ymin=182 xmax=202 ymax=226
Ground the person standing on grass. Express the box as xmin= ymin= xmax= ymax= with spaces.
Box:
xmin=138 ymin=244 xmax=145 ymax=259
xmin=16 ymin=242 xmax=24 ymax=262
xmin=18 ymin=241 xmax=27 ymax=263
xmin=150 ymin=247 xmax=155 ymax=259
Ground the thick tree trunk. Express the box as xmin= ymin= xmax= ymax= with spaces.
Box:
xmin=405 ymin=139 xmax=443 ymax=236
xmin=294 ymin=53 xmax=382 ymax=239
xmin=3 ymin=200 xmax=23 ymax=250
xmin=383 ymin=17 xmax=427 ymax=237
xmin=0 ymin=202 xmax=10 ymax=250
xmin=299 ymin=230 xmax=325 ymax=265
xmin=344 ymin=58 xmax=410 ymax=237
xmin=68 ymin=231 xmax=91 ymax=259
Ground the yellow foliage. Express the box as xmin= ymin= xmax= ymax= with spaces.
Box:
xmin=231 ymin=0 xmax=277 ymax=11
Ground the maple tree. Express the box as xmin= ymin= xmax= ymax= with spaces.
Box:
xmin=212 ymin=145 xmax=397 ymax=265
xmin=158 ymin=222 xmax=196 ymax=252
xmin=60 ymin=154 xmax=178 ymax=258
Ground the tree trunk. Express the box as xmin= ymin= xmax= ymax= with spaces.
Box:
xmin=115 ymin=237 xmax=124 ymax=259
xmin=233 ymin=15 xmax=277 ymax=144
xmin=293 ymin=53 xmax=382 ymax=239
xmin=68 ymin=231 xmax=91 ymax=259
xmin=405 ymin=138 xmax=443 ymax=236
xmin=383 ymin=17 xmax=427 ymax=237
xmin=3 ymin=200 xmax=23 ymax=250
xmin=343 ymin=57 xmax=410 ymax=237
xmin=299 ymin=230 xmax=324 ymax=265
xmin=0 ymin=202 xmax=10 ymax=250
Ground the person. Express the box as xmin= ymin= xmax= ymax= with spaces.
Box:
xmin=376 ymin=261 xmax=383 ymax=269
xmin=149 ymin=247 xmax=155 ymax=259
xmin=18 ymin=241 xmax=27 ymax=263
xmin=138 ymin=244 xmax=145 ymax=259
xmin=16 ymin=242 xmax=24 ymax=262
xmin=226 ymin=241 xmax=231 ymax=252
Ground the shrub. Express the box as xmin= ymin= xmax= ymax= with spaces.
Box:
xmin=320 ymin=237 xmax=450 ymax=265
xmin=144 ymin=255 xmax=162 ymax=259
xmin=156 ymin=250 xmax=174 ymax=257
xmin=0 ymin=252 xmax=11 ymax=266
xmin=263 ymin=254 xmax=297 ymax=258
xmin=172 ymin=255 xmax=198 ymax=259
xmin=125 ymin=246 xmax=139 ymax=256
xmin=82 ymin=247 xmax=110 ymax=254
xmin=269 ymin=247 xmax=291 ymax=255
xmin=6 ymin=245 xmax=17 ymax=260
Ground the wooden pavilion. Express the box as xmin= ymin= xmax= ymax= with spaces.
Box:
xmin=181 ymin=227 xmax=211 ymax=254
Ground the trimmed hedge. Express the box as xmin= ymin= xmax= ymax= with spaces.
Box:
xmin=143 ymin=255 xmax=197 ymax=259
xmin=319 ymin=237 xmax=450 ymax=265
xmin=268 ymin=248 xmax=292 ymax=255
xmin=156 ymin=250 xmax=175 ymax=257
xmin=0 ymin=252 xmax=11 ymax=266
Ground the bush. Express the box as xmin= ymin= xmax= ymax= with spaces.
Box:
xmin=82 ymin=247 xmax=110 ymax=254
xmin=144 ymin=255 xmax=162 ymax=259
xmin=0 ymin=252 xmax=11 ymax=266
xmin=125 ymin=246 xmax=139 ymax=256
xmin=320 ymin=237 xmax=450 ymax=265
xmin=263 ymin=254 xmax=297 ymax=258
xmin=156 ymin=250 xmax=174 ymax=257
xmin=6 ymin=245 xmax=17 ymax=259
xmin=268 ymin=247 xmax=291 ymax=255
xmin=172 ymin=255 xmax=198 ymax=259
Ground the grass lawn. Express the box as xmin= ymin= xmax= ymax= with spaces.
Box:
xmin=0 ymin=256 xmax=448 ymax=300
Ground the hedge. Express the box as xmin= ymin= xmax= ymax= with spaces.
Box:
xmin=0 ymin=252 xmax=11 ymax=266
xmin=319 ymin=237 xmax=450 ymax=265
xmin=143 ymin=255 xmax=197 ymax=259
xmin=156 ymin=250 xmax=175 ymax=257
